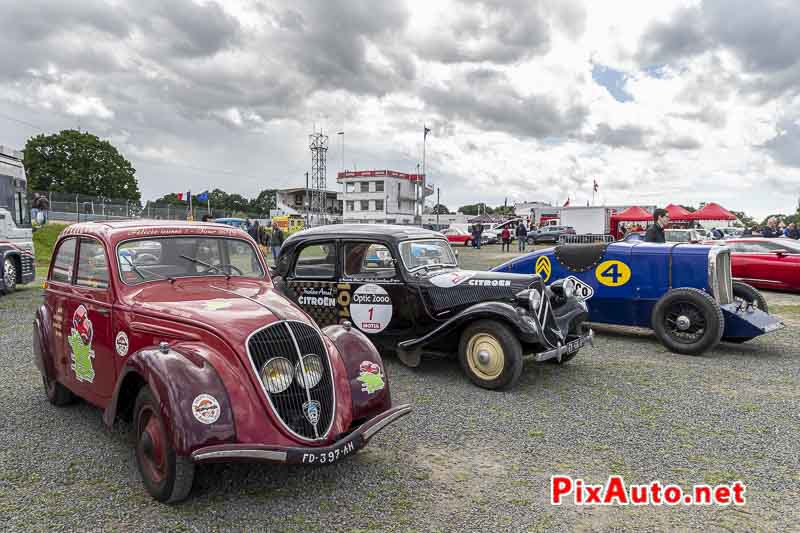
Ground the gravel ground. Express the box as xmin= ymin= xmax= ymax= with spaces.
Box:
xmin=1 ymin=246 xmax=799 ymax=532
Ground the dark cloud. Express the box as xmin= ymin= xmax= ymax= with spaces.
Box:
xmin=141 ymin=0 xmax=242 ymax=58
xmin=671 ymin=106 xmax=727 ymax=129
xmin=662 ymin=136 xmax=702 ymax=150
xmin=421 ymin=69 xmax=587 ymax=139
xmin=585 ymin=123 xmax=651 ymax=150
xmin=637 ymin=1 xmax=800 ymax=99
xmin=415 ymin=0 xmax=585 ymax=64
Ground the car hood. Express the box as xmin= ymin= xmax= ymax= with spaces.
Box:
xmin=122 ymin=278 xmax=311 ymax=346
xmin=420 ymin=268 xmax=541 ymax=313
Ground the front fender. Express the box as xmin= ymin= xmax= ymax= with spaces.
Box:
xmin=33 ymin=306 xmax=55 ymax=380
xmin=322 ymin=324 xmax=391 ymax=424
xmin=398 ymin=301 xmax=538 ymax=352
xmin=104 ymin=346 xmax=236 ymax=456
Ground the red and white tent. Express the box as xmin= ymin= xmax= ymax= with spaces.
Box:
xmin=665 ymin=203 xmax=693 ymax=221
xmin=689 ymin=202 xmax=737 ymax=221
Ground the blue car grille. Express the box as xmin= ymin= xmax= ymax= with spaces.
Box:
xmin=247 ymin=322 xmax=335 ymax=441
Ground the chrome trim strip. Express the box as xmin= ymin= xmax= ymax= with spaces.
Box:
xmin=285 ymin=323 xmax=319 ymax=439
xmin=193 ymin=449 xmax=288 ymax=462
xmin=736 ymin=277 xmax=782 ymax=285
xmin=362 ymin=405 xmax=413 ymax=442
xmin=244 ymin=320 xmax=337 ymax=443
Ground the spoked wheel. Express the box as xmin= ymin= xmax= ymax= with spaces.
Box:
xmin=2 ymin=257 xmax=17 ymax=293
xmin=652 ymin=288 xmax=724 ymax=355
xmin=459 ymin=320 xmax=523 ymax=390
xmin=134 ymin=386 xmax=195 ymax=503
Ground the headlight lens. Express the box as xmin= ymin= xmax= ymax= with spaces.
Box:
xmin=529 ymin=288 xmax=542 ymax=312
xmin=295 ymin=354 xmax=323 ymax=389
xmin=260 ymin=357 xmax=294 ymax=394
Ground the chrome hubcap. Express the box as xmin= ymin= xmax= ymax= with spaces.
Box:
xmin=477 ymin=350 xmax=491 ymax=365
xmin=676 ymin=315 xmax=691 ymax=331
xmin=4 ymin=260 xmax=15 ymax=287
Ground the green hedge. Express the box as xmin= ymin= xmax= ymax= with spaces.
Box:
xmin=33 ymin=223 xmax=68 ymax=266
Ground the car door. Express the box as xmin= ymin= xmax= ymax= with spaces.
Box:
xmin=45 ymin=237 xmax=77 ymax=389
xmin=339 ymin=241 xmax=414 ymax=346
xmin=61 ymin=237 xmax=116 ymax=403
xmin=284 ymin=240 xmax=342 ymax=327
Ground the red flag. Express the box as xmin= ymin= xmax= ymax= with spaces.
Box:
xmin=177 ymin=192 xmax=183 ymax=200
xmin=563 ymin=197 xmax=570 ymax=207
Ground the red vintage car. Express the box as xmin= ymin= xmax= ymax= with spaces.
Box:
xmin=441 ymin=227 xmax=474 ymax=246
xmin=714 ymin=237 xmax=800 ymax=292
xmin=34 ymin=221 xmax=411 ymax=502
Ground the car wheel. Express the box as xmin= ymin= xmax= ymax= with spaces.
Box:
xmin=458 ymin=320 xmax=523 ymax=390
xmin=134 ymin=386 xmax=195 ymax=503
xmin=2 ymin=257 xmax=17 ymax=293
xmin=732 ymin=281 xmax=768 ymax=313
xmin=651 ymin=288 xmax=724 ymax=355
xmin=42 ymin=373 xmax=76 ymax=406
xmin=465 ymin=239 xmax=471 ymax=247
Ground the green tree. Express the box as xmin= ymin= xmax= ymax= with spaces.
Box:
xmin=730 ymin=210 xmax=756 ymax=228
xmin=432 ymin=203 xmax=450 ymax=214
xmin=252 ymin=189 xmax=277 ymax=214
xmin=458 ymin=203 xmax=494 ymax=215
xmin=24 ymin=129 xmax=140 ymax=202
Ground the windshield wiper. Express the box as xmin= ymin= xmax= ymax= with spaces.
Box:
xmin=180 ymin=255 xmax=232 ymax=280
xmin=121 ymin=255 xmax=174 ymax=283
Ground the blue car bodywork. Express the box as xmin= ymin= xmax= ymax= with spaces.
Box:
xmin=492 ymin=241 xmax=782 ymax=351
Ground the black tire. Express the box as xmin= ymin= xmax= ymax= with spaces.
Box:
xmin=732 ymin=281 xmax=768 ymax=313
xmin=651 ymin=288 xmax=724 ymax=355
xmin=134 ymin=386 xmax=195 ymax=503
xmin=465 ymin=239 xmax=471 ymax=247
xmin=2 ymin=257 xmax=18 ymax=294
xmin=458 ymin=320 xmax=523 ymax=390
xmin=43 ymin=373 xmax=76 ymax=406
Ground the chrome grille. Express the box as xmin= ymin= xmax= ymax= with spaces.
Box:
xmin=21 ymin=254 xmax=34 ymax=277
xmin=538 ymin=291 xmax=562 ymax=348
xmin=709 ymin=248 xmax=733 ymax=304
xmin=247 ymin=321 xmax=335 ymax=441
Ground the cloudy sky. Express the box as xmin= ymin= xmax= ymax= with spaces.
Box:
xmin=1 ymin=0 xmax=799 ymax=218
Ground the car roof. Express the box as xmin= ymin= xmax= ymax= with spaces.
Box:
xmin=283 ymin=224 xmax=443 ymax=244
xmin=59 ymin=220 xmax=252 ymax=246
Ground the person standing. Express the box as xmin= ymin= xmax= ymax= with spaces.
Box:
xmin=270 ymin=223 xmax=285 ymax=262
xmin=762 ymin=217 xmax=781 ymax=238
xmin=472 ymin=224 xmax=482 ymax=249
xmin=784 ymin=222 xmax=799 ymax=239
xmin=516 ymin=222 xmax=527 ymax=252
xmin=644 ymin=208 xmax=669 ymax=243
xmin=501 ymin=226 xmax=511 ymax=252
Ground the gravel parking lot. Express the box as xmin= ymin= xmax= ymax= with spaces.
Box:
xmin=2 ymin=245 xmax=798 ymax=531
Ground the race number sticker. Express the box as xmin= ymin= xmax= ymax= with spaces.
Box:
xmin=595 ymin=260 xmax=631 ymax=287
xmin=350 ymin=284 xmax=392 ymax=333
xmin=565 ymin=276 xmax=594 ymax=301
xmin=536 ymin=256 xmax=552 ymax=282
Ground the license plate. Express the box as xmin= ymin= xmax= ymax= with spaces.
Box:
xmin=565 ymin=338 xmax=584 ymax=352
xmin=300 ymin=439 xmax=358 ymax=465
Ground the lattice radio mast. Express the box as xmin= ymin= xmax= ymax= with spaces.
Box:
xmin=309 ymin=130 xmax=328 ymax=225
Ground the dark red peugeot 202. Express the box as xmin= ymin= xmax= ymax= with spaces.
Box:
xmin=34 ymin=221 xmax=411 ymax=502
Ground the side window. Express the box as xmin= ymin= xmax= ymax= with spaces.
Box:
xmin=344 ymin=243 xmax=397 ymax=279
xmin=51 ymin=238 xmax=77 ymax=283
xmin=293 ymin=242 xmax=337 ymax=279
xmin=76 ymin=238 xmax=109 ymax=289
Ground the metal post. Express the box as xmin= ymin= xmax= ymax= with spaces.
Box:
xmin=305 ymin=171 xmax=309 ymax=226
xmin=436 ymin=187 xmax=440 ymax=229
xmin=76 ymin=194 xmax=79 ymax=223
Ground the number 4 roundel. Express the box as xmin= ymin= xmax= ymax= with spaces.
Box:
xmin=594 ymin=260 xmax=631 ymax=287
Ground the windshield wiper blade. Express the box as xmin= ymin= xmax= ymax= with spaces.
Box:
xmin=180 ymin=255 xmax=231 ymax=279
xmin=121 ymin=255 xmax=174 ymax=283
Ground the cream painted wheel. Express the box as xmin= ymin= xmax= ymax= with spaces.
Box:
xmin=458 ymin=320 xmax=523 ymax=390
xmin=466 ymin=333 xmax=505 ymax=381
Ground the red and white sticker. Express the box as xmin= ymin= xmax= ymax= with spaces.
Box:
xmin=350 ymin=284 xmax=393 ymax=333
xmin=429 ymin=270 xmax=476 ymax=288
xmin=192 ymin=394 xmax=221 ymax=425
xmin=115 ymin=331 xmax=129 ymax=357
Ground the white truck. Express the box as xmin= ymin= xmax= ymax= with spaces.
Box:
xmin=0 ymin=145 xmax=35 ymax=293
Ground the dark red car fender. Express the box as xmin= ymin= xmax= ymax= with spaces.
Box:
xmin=322 ymin=324 xmax=392 ymax=423
xmin=104 ymin=345 xmax=236 ymax=456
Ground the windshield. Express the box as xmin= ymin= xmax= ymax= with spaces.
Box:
xmin=117 ymin=236 xmax=264 ymax=284
xmin=399 ymin=239 xmax=457 ymax=271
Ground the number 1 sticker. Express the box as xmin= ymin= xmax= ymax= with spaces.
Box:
xmin=595 ymin=260 xmax=631 ymax=287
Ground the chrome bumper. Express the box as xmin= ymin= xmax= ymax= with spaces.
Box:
xmin=532 ymin=328 xmax=594 ymax=363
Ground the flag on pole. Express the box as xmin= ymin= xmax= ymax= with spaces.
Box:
xmin=424 ymin=125 xmax=431 ymax=139
xmin=593 ymin=180 xmax=599 ymax=192
xmin=197 ymin=191 xmax=209 ymax=202
xmin=563 ymin=197 xmax=571 ymax=207
xmin=176 ymin=191 xmax=191 ymax=201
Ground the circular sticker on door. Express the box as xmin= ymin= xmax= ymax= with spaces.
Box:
xmin=350 ymin=283 xmax=393 ymax=334
xmin=115 ymin=331 xmax=129 ymax=357
xmin=192 ymin=394 xmax=221 ymax=425
xmin=595 ymin=260 xmax=631 ymax=287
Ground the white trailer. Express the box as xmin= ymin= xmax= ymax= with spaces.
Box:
xmin=559 ymin=207 xmax=612 ymax=235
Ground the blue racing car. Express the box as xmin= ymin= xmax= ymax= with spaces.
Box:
xmin=492 ymin=241 xmax=783 ymax=355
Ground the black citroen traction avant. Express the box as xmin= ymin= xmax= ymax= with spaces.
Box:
xmin=273 ymin=224 xmax=593 ymax=390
